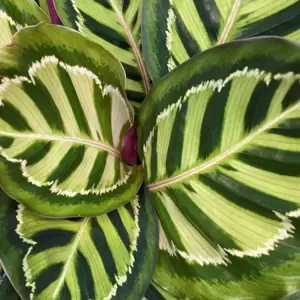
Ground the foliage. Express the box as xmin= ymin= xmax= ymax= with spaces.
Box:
xmin=0 ymin=1 xmax=300 ymax=299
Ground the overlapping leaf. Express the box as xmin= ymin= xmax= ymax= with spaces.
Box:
xmin=138 ymin=37 xmax=300 ymax=298
xmin=142 ymin=0 xmax=300 ymax=82
xmin=0 ymin=187 xmax=158 ymax=300
xmin=0 ymin=265 xmax=20 ymax=300
xmin=0 ymin=189 xmax=27 ymax=299
xmin=35 ymin=0 xmax=50 ymax=17
xmin=0 ymin=0 xmax=49 ymax=48
xmin=0 ymin=23 xmax=143 ymax=217
xmin=154 ymin=227 xmax=300 ymax=299
xmin=143 ymin=282 xmax=176 ymax=300
xmin=282 ymin=291 xmax=300 ymax=300
xmin=54 ymin=0 xmax=149 ymax=102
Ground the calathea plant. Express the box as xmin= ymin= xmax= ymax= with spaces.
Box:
xmin=0 ymin=0 xmax=300 ymax=299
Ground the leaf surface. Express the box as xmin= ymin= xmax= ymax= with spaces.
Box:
xmin=0 ymin=187 xmax=158 ymax=300
xmin=0 ymin=23 xmax=143 ymax=217
xmin=143 ymin=282 xmax=176 ymax=300
xmin=0 ymin=0 xmax=49 ymax=48
xmin=154 ymin=226 xmax=300 ymax=299
xmin=138 ymin=37 xmax=300 ymax=298
xmin=54 ymin=0 xmax=149 ymax=102
xmin=0 ymin=189 xmax=28 ymax=299
xmin=0 ymin=264 xmax=20 ymax=300
xmin=142 ymin=0 xmax=300 ymax=82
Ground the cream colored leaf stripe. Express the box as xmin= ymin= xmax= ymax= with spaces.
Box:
xmin=16 ymin=196 xmax=141 ymax=300
xmin=143 ymin=67 xmax=300 ymax=265
xmin=164 ymin=0 xmax=300 ymax=72
xmin=68 ymin=0 xmax=148 ymax=99
xmin=0 ymin=10 xmax=22 ymax=48
xmin=0 ymin=55 xmax=133 ymax=197
xmin=145 ymin=68 xmax=300 ymax=191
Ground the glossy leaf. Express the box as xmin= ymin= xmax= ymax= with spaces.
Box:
xmin=0 ymin=189 xmax=28 ymax=299
xmin=0 ymin=265 xmax=20 ymax=300
xmin=138 ymin=37 xmax=300 ymax=298
xmin=0 ymin=186 xmax=158 ymax=300
xmin=142 ymin=0 xmax=300 ymax=82
xmin=0 ymin=23 xmax=143 ymax=217
xmin=0 ymin=0 xmax=49 ymax=48
xmin=143 ymin=282 xmax=176 ymax=300
xmin=54 ymin=0 xmax=149 ymax=102
xmin=282 ymin=291 xmax=300 ymax=300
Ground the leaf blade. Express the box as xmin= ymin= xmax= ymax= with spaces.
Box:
xmin=138 ymin=37 xmax=300 ymax=297
xmin=142 ymin=0 xmax=300 ymax=82
xmin=0 ymin=187 xmax=158 ymax=300
xmin=0 ymin=0 xmax=49 ymax=48
xmin=54 ymin=0 xmax=149 ymax=102
xmin=0 ymin=24 xmax=143 ymax=217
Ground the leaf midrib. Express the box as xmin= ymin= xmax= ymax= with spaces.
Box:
xmin=148 ymin=101 xmax=300 ymax=191
xmin=218 ymin=0 xmax=241 ymax=44
xmin=108 ymin=0 xmax=150 ymax=93
xmin=52 ymin=217 xmax=89 ymax=299
xmin=0 ymin=131 xmax=120 ymax=157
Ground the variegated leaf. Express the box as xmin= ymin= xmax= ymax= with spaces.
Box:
xmin=0 ymin=186 xmax=158 ymax=300
xmin=154 ymin=222 xmax=300 ymax=299
xmin=0 ymin=23 xmax=143 ymax=217
xmin=142 ymin=0 xmax=300 ymax=82
xmin=138 ymin=37 xmax=300 ymax=298
xmin=54 ymin=0 xmax=149 ymax=103
xmin=0 ymin=0 xmax=49 ymax=48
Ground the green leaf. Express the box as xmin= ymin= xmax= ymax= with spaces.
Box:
xmin=0 ymin=265 xmax=20 ymax=300
xmin=143 ymin=282 xmax=177 ymax=300
xmin=35 ymin=0 xmax=51 ymax=17
xmin=0 ymin=189 xmax=28 ymax=299
xmin=54 ymin=0 xmax=149 ymax=102
xmin=0 ymin=0 xmax=49 ymax=48
xmin=0 ymin=186 xmax=158 ymax=300
xmin=0 ymin=23 xmax=143 ymax=217
xmin=142 ymin=0 xmax=300 ymax=82
xmin=138 ymin=37 xmax=300 ymax=298
xmin=282 ymin=291 xmax=300 ymax=300
xmin=154 ymin=221 xmax=300 ymax=299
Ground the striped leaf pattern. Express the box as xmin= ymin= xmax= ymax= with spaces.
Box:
xmin=0 ymin=24 xmax=143 ymax=217
xmin=54 ymin=0 xmax=149 ymax=102
xmin=0 ymin=186 xmax=158 ymax=300
xmin=0 ymin=0 xmax=48 ymax=48
xmin=154 ymin=219 xmax=300 ymax=299
xmin=17 ymin=198 xmax=140 ymax=299
xmin=138 ymin=38 xmax=300 ymax=297
xmin=142 ymin=0 xmax=300 ymax=82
